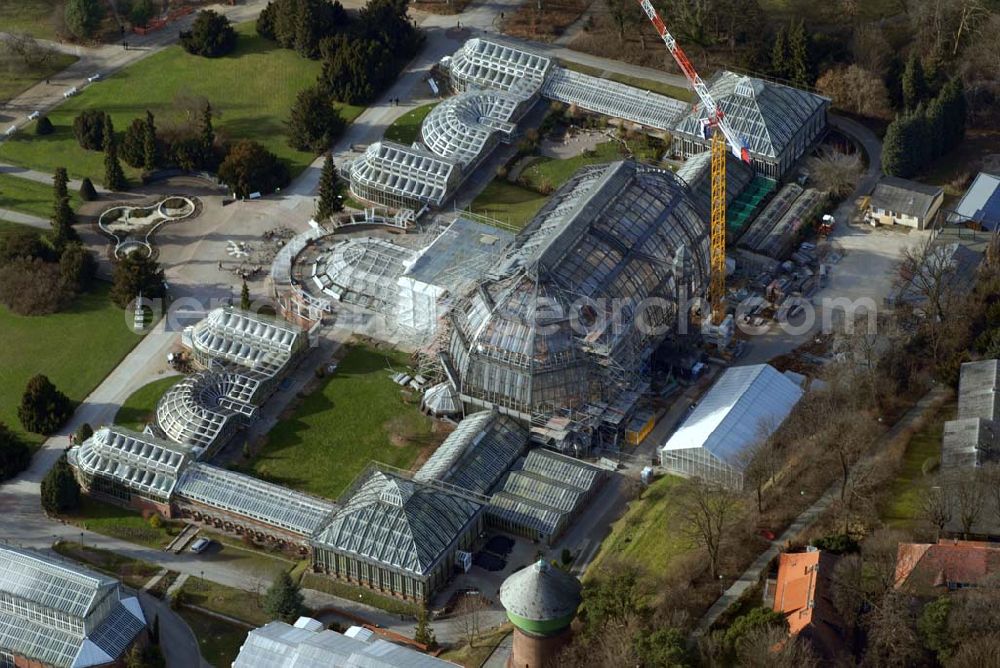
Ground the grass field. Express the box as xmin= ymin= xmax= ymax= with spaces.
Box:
xmin=249 ymin=344 xmax=436 ymax=500
xmin=0 ymin=171 xmax=81 ymax=219
xmin=181 ymin=576 xmax=272 ymax=626
xmin=0 ymin=282 xmax=144 ymax=445
xmin=63 ymin=496 xmax=181 ymax=548
xmin=301 ymin=571 xmax=418 ymax=616
xmin=518 ymin=141 xmax=622 ymax=192
xmin=440 ymin=624 xmax=513 ymax=668
xmin=383 ymin=102 xmax=437 ymax=145
xmin=179 ymin=609 xmax=250 ymax=668
xmin=469 ymin=180 xmax=548 ymax=229
xmin=114 ymin=375 xmax=182 ymax=430
xmin=883 ymin=401 xmax=955 ymax=529
xmin=0 ymin=219 xmax=37 ymax=236
xmin=587 ymin=475 xmax=692 ymax=577
xmin=559 ymin=59 xmax=694 ymax=102
xmin=52 ymin=540 xmax=161 ymax=589
xmin=0 ymin=0 xmax=62 ymax=40
xmin=0 ymin=22 xmax=364 ymax=182
xmin=0 ymin=51 xmax=78 ymax=105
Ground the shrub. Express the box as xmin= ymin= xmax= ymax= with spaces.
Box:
xmin=72 ymin=110 xmax=107 ymax=151
xmin=18 ymin=374 xmax=72 ymax=435
xmin=922 ymin=456 xmax=941 ymax=476
xmin=121 ymin=118 xmax=147 ymax=168
xmin=35 ymin=116 xmax=54 ymax=135
xmin=810 ymin=533 xmax=860 ymax=554
xmin=111 ymin=252 xmax=166 ymax=308
xmin=180 ymin=10 xmax=237 ymax=58
xmin=287 ymin=86 xmax=345 ymax=152
xmin=59 ymin=242 xmax=97 ymax=293
xmin=41 ymin=454 xmax=81 ymax=514
xmin=0 ymin=257 xmax=71 ymax=315
xmin=74 ymin=422 xmax=94 ymax=443
xmin=79 ymin=177 xmax=98 ymax=201
xmin=149 ymin=513 xmax=164 ymax=529
xmin=218 ymin=140 xmax=290 ymax=198
xmin=0 ymin=422 xmax=31 ymax=482
xmin=129 ymin=0 xmax=156 ymax=26
xmin=64 ymin=0 xmax=105 ymax=40
xmin=0 ymin=229 xmax=49 ymax=263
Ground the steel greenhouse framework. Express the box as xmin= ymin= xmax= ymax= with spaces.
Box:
xmin=348 ymin=142 xmax=461 ymax=210
xmin=154 ymin=370 xmax=260 ymax=456
xmin=448 ymin=160 xmax=709 ymax=421
xmin=659 ymin=364 xmax=804 ymax=489
xmin=174 ymin=464 xmax=338 ymax=538
xmin=311 ymin=237 xmax=414 ymax=315
xmin=311 ymin=468 xmax=486 ymax=601
xmin=672 ymin=71 xmax=830 ymax=179
xmin=0 ymin=545 xmax=146 ymax=668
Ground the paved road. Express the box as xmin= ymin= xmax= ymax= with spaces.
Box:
xmin=692 ymin=384 xmax=951 ymax=635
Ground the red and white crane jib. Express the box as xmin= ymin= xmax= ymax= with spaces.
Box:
xmin=635 ymin=0 xmax=751 ymax=163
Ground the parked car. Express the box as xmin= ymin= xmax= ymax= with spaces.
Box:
xmin=189 ymin=538 xmax=211 ymax=554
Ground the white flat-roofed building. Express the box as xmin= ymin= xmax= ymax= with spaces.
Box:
xmin=659 ymin=364 xmax=804 ymax=489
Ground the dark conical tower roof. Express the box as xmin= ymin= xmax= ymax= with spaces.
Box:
xmin=500 ymin=560 xmax=582 ymax=630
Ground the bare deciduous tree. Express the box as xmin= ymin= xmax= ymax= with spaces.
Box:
xmin=920 ymin=483 xmax=954 ymax=539
xmin=1 ymin=32 xmax=55 ymax=69
xmin=949 ymin=469 xmax=986 ymax=538
xmin=735 ymin=625 xmax=820 ymax=668
xmin=815 ymin=66 xmax=891 ymax=119
xmin=677 ymin=478 xmax=740 ymax=581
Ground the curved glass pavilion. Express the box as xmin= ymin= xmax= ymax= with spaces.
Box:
xmin=421 ymin=90 xmax=525 ymax=169
xmin=349 ymin=141 xmax=461 ymax=210
xmin=448 ymin=160 xmax=710 ymax=420
xmin=672 ymin=71 xmax=829 ymax=179
xmin=155 ymin=370 xmax=259 ymax=456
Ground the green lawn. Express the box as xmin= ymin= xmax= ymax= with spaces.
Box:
xmin=0 ymin=171 xmax=81 ymax=219
xmin=0 ymin=22 xmax=364 ymax=182
xmin=181 ymin=576 xmax=272 ymax=626
xmin=52 ymin=540 xmax=161 ymax=589
xmin=302 ymin=571 xmax=418 ymax=616
xmin=0 ymin=51 xmax=78 ymax=105
xmin=0 ymin=0 xmax=62 ymax=40
xmin=248 ymin=344 xmax=436 ymax=500
xmin=383 ymin=102 xmax=438 ymax=145
xmin=559 ymin=59 xmax=694 ymax=102
xmin=179 ymin=608 xmax=251 ymax=668
xmin=63 ymin=496 xmax=182 ymax=549
xmin=0 ymin=219 xmax=38 ymax=236
xmin=469 ymin=180 xmax=548 ymax=229
xmin=0 ymin=282 xmax=145 ymax=445
xmin=883 ymin=401 xmax=956 ymax=529
xmin=114 ymin=375 xmax=182 ymax=430
xmin=518 ymin=141 xmax=622 ymax=192
xmin=587 ymin=475 xmax=692 ymax=578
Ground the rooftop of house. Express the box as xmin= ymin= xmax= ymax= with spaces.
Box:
xmin=895 ymin=539 xmax=1000 ymax=594
xmin=870 ymin=176 xmax=944 ymax=220
xmin=772 ymin=549 xmax=846 ymax=659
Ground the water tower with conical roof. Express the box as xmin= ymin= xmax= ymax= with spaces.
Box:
xmin=499 ymin=559 xmax=582 ymax=667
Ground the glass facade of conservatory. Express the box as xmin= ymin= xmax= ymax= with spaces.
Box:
xmin=542 ymin=68 xmax=687 ymax=131
xmin=672 ymin=72 xmax=829 ymax=179
xmin=312 ymin=238 xmax=413 ymax=315
xmin=311 ymin=469 xmax=485 ymax=600
xmin=448 ymin=37 xmax=552 ymax=94
xmin=0 ymin=545 xmax=145 ymax=668
xmin=349 ymin=141 xmax=460 ymax=210
xmin=449 ymin=160 xmax=710 ymax=420
xmin=185 ymin=307 xmax=305 ymax=382
xmin=68 ymin=426 xmax=193 ymax=505
xmin=421 ymin=90 xmax=524 ymax=170
xmin=155 ymin=370 xmax=259 ymax=456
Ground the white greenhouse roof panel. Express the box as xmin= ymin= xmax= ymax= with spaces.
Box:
xmin=187 ymin=307 xmax=304 ymax=378
xmin=542 ymin=67 xmax=687 ymax=131
xmin=350 ymin=141 xmax=460 ymax=208
xmin=155 ymin=370 xmax=259 ymax=451
xmin=234 ymin=619 xmax=459 ymax=667
xmin=421 ymin=90 xmax=522 ymax=168
xmin=449 ymin=37 xmax=552 ymax=95
xmin=312 ymin=470 xmax=484 ymax=577
xmin=175 ymin=463 xmax=337 ymax=537
xmin=660 ymin=364 xmax=803 ymax=465
xmin=69 ymin=426 xmax=194 ymax=498
xmin=673 ymin=71 xmax=829 ymax=160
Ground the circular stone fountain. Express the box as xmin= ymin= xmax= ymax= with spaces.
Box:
xmin=98 ymin=195 xmax=197 ymax=258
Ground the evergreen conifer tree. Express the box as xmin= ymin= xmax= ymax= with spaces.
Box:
xmin=143 ymin=111 xmax=158 ymax=172
xmin=316 ymin=156 xmax=343 ymax=221
xmin=263 ymin=571 xmax=304 ymax=623
xmin=103 ymin=115 xmax=127 ymax=192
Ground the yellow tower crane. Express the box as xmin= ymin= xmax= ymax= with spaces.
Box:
xmin=635 ymin=0 xmax=751 ymax=325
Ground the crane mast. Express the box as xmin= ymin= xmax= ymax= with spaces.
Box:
xmin=635 ymin=0 xmax=749 ymax=325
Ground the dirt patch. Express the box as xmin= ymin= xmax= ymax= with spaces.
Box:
xmin=503 ymin=0 xmax=590 ymax=41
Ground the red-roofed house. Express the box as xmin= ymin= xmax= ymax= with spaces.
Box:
xmin=895 ymin=539 xmax=1000 ymax=595
xmin=771 ymin=549 xmax=848 ymax=660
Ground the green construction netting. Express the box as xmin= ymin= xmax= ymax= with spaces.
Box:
xmin=728 ymin=176 xmax=776 ymax=240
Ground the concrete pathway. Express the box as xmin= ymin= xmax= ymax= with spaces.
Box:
xmin=138 ymin=591 xmax=211 ymax=668
xmin=0 ymin=207 xmax=47 ymax=228
xmin=482 ymin=630 xmax=514 ymax=668
xmin=692 ymin=384 xmax=951 ymax=635
xmin=142 ymin=568 xmax=169 ymax=592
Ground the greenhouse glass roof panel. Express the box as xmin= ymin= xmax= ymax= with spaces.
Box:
xmin=449 ymin=38 xmax=552 ymax=94
xmin=542 ymin=68 xmax=687 ymax=131
xmin=349 ymin=142 xmax=459 ymax=207
xmin=175 ymin=463 xmax=338 ymax=536
xmin=673 ymin=72 xmax=828 ymax=159
xmin=70 ymin=426 xmax=193 ymax=498
xmin=189 ymin=307 xmax=303 ymax=378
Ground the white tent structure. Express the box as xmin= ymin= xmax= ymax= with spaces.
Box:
xmin=659 ymin=364 xmax=803 ymax=489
